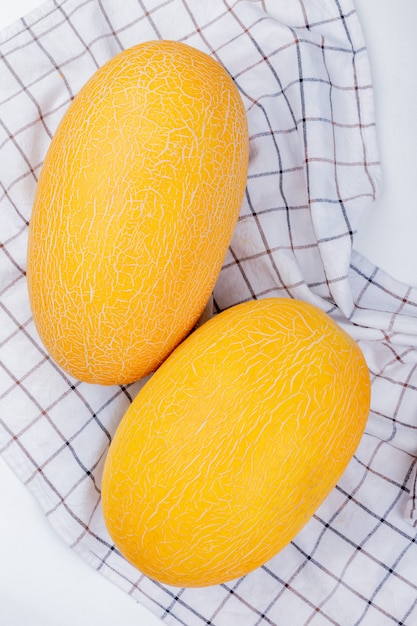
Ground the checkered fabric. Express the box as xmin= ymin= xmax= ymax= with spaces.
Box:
xmin=1 ymin=0 xmax=417 ymax=624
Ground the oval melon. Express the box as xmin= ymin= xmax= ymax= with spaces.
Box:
xmin=26 ymin=40 xmax=248 ymax=385
xmin=101 ymin=297 xmax=371 ymax=587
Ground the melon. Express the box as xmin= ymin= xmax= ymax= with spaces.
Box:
xmin=26 ymin=40 xmax=248 ymax=385
xmin=101 ymin=297 xmax=371 ymax=587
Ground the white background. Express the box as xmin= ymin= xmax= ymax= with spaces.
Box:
xmin=0 ymin=1 xmax=416 ymax=625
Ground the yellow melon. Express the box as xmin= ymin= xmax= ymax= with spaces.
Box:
xmin=101 ymin=297 xmax=370 ymax=587
xmin=26 ymin=40 xmax=248 ymax=385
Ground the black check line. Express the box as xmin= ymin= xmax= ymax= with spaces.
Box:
xmin=0 ymin=167 xmax=41 ymax=219
xmin=222 ymin=2 xmax=300 ymax=263
xmin=0 ymin=116 xmax=41 ymax=183
xmin=0 ymin=51 xmax=53 ymax=140
xmin=306 ymin=458 xmax=417 ymax=623
xmin=260 ymin=435 xmax=415 ymax=624
xmin=371 ymin=366 xmax=417 ymax=396
xmin=97 ymin=0 xmax=124 ymax=51
xmin=399 ymin=598 xmax=417 ymax=626
xmin=351 ymin=263 xmax=417 ymax=313
xmin=314 ymin=500 xmax=417 ymax=591
xmin=226 ymin=241 xmax=259 ymax=300
xmin=53 ymin=0 xmax=100 ymax=70
xmin=387 ymin=286 xmax=415 ymax=334
xmin=408 ymin=464 xmax=417 ymax=526
xmin=287 ymin=538 xmax=412 ymax=626
xmin=0 ymin=356 xmax=103 ymax=494
xmin=297 ymin=7 xmax=357 ymax=32
xmin=369 ymin=407 xmax=417 ymax=432
xmin=290 ymin=27 xmax=342 ymax=304
xmin=212 ymin=580 xmax=278 ymax=626
xmin=0 ymin=413 xmax=114 ymax=550
xmin=44 ymin=449 xmax=106 ymax=518
xmin=22 ymin=17 xmax=75 ymax=101
xmin=0 ymin=224 xmax=27 ymax=276
xmin=0 ymin=298 xmax=114 ymax=441
xmin=335 ymin=482 xmax=417 ymax=547
xmin=0 ymin=242 xmax=26 ymax=276
xmin=66 ymin=484 xmax=103 ymax=548
xmin=176 ymin=1 xmax=232 ymax=47
xmin=353 ymin=536 xmax=417 ymax=623
xmin=0 ymin=1 xmax=412 ymax=624
xmin=105 ymin=557 xmax=186 ymax=623
xmin=1 ymin=0 xmax=95 ymax=57
xmin=0 ymin=315 xmax=32 ymax=350
xmin=354 ymin=436 xmax=417 ymax=490
xmin=260 ymin=561 xmax=342 ymax=626
xmin=99 ymin=549 xmax=207 ymax=626
xmin=137 ymin=0 xmax=164 ymax=39
xmin=243 ymin=186 xmax=305 ymax=296
xmin=334 ymin=0 xmax=377 ymax=201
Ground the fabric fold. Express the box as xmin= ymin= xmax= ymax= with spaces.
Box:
xmin=1 ymin=1 xmax=417 ymax=624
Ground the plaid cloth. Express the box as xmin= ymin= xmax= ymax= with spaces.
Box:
xmin=1 ymin=0 xmax=417 ymax=624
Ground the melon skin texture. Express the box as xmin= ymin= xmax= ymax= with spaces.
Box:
xmin=101 ymin=297 xmax=371 ymax=588
xmin=26 ymin=40 xmax=248 ymax=385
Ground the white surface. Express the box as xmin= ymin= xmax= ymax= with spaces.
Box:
xmin=0 ymin=1 xmax=416 ymax=625
xmin=354 ymin=0 xmax=417 ymax=288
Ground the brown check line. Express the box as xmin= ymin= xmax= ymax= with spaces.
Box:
xmin=0 ymin=117 xmax=41 ymax=184
xmin=52 ymin=0 xmax=100 ymax=70
xmin=369 ymin=337 xmax=417 ymax=380
xmin=236 ymin=16 xmax=305 ymax=305
xmin=238 ymin=189 xmax=304 ymax=299
xmin=62 ymin=0 xmax=173 ymax=64
xmin=220 ymin=244 xmax=349 ymax=291
xmin=237 ymin=203 xmax=310 ymax=218
xmin=252 ymin=565 xmax=341 ymax=626
xmin=364 ymin=347 xmax=417 ymax=444
xmin=258 ymin=461 xmax=417 ymax=626
xmin=386 ymin=287 xmax=416 ymax=335
xmin=0 ymin=314 xmax=32 ymax=351
xmin=0 ymin=300 xmax=137 ymax=502
xmin=96 ymin=0 xmax=124 ymax=51
xmin=222 ymin=240 xmax=351 ymax=266
xmin=0 ymin=297 xmax=118 ymax=442
xmin=0 ymin=353 xmax=104 ymax=495
xmin=0 ymin=1 xmax=394 ymax=620
xmin=255 ymin=456 xmax=414 ymax=622
xmin=210 ymin=579 xmax=287 ymax=626
xmin=332 ymin=492 xmax=417 ymax=626
xmin=245 ymin=116 xmax=377 ymax=149
xmin=174 ymin=1 xmax=239 ymax=46
xmin=297 ymin=3 xmax=356 ymax=31
xmin=0 ymin=402 xmax=115 ymax=554
xmin=98 ymin=551 xmax=213 ymax=626
xmin=289 ymin=30 xmax=356 ymax=305
xmin=362 ymin=370 xmax=417 ymax=484
xmin=256 ymin=351 xmax=417 ymax=620
xmin=318 ymin=34 xmax=354 ymax=242
xmin=137 ymin=0 xmax=169 ymax=40
xmin=351 ymin=264 xmax=417 ymax=312
xmin=233 ymin=43 xmax=373 ymax=91
xmin=408 ymin=469 xmax=417 ymax=529
xmin=0 ymin=224 xmax=28 ymax=275
xmin=0 ymin=0 xmax=168 ymax=60
xmin=229 ymin=20 xmax=300 ymax=262
xmin=334 ymin=0 xmax=377 ymax=202
xmin=0 ymin=168 xmax=40 ymax=225
xmin=21 ymin=17 xmax=75 ymax=100
xmin=0 ymin=54 xmax=53 ymax=142
xmin=0 ymin=0 xmax=67 ymax=45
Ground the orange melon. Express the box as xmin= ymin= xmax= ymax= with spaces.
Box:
xmin=26 ymin=40 xmax=248 ymax=385
xmin=101 ymin=297 xmax=370 ymax=587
